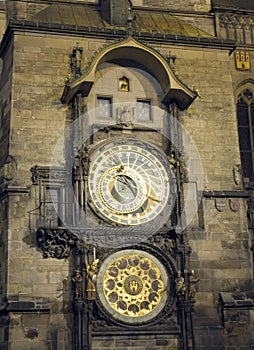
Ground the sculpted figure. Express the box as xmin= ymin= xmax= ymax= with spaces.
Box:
xmin=72 ymin=270 xmax=83 ymax=300
xmin=85 ymin=258 xmax=99 ymax=300
xmin=189 ymin=270 xmax=200 ymax=299
xmin=175 ymin=270 xmax=185 ymax=297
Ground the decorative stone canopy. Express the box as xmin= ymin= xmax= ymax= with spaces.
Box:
xmin=61 ymin=37 xmax=197 ymax=110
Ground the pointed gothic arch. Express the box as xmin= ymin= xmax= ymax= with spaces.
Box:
xmin=235 ymin=80 xmax=254 ymax=182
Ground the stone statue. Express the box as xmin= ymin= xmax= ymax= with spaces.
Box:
xmin=81 ymin=145 xmax=90 ymax=176
xmin=178 ymin=153 xmax=187 ymax=179
xmin=168 ymin=151 xmax=177 ymax=171
xmin=73 ymin=147 xmax=81 ymax=180
xmin=85 ymin=257 xmax=99 ymax=300
xmin=175 ymin=270 xmax=186 ymax=297
xmin=233 ymin=164 xmax=241 ymax=185
xmin=72 ymin=270 xmax=83 ymax=300
xmin=189 ymin=270 xmax=200 ymax=299
xmin=120 ymin=76 xmax=129 ymax=92
xmin=118 ymin=105 xmax=134 ymax=126
xmin=168 ymin=151 xmax=187 ymax=179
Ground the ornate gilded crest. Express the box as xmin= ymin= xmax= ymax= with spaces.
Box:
xmin=235 ymin=51 xmax=250 ymax=71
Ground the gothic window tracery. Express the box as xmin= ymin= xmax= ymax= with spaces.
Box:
xmin=237 ymin=87 xmax=254 ymax=181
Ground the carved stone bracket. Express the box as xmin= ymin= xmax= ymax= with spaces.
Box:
xmin=37 ymin=227 xmax=78 ymax=259
xmin=31 ymin=165 xmax=66 ymax=185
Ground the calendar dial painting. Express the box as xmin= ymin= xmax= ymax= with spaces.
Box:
xmin=96 ymin=249 xmax=169 ymax=324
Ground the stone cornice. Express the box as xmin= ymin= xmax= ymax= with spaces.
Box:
xmin=0 ymin=19 xmax=236 ymax=59
xmin=0 ymin=185 xmax=31 ymax=201
xmin=203 ymin=190 xmax=250 ymax=198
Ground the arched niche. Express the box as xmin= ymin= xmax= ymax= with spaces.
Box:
xmin=61 ymin=37 xmax=197 ymax=110
xmin=235 ymin=79 xmax=254 ymax=103
xmin=235 ymin=79 xmax=254 ymax=181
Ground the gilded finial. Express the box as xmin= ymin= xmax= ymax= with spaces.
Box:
xmin=194 ymin=87 xmax=201 ymax=98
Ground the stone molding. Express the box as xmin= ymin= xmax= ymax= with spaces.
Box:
xmin=219 ymin=13 xmax=254 ymax=44
xmin=30 ymin=165 xmax=66 ymax=185
xmin=220 ymin=13 xmax=254 ymax=30
xmin=7 ymin=296 xmax=50 ymax=313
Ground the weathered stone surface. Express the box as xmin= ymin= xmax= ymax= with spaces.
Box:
xmin=0 ymin=1 xmax=254 ymax=349
xmin=92 ymin=335 xmax=178 ymax=350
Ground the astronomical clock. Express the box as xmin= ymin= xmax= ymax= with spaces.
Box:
xmin=31 ymin=9 xmax=199 ymax=348
xmin=69 ymin=128 xmax=191 ymax=350
xmin=53 ymin=33 xmax=198 ymax=350
xmin=88 ymin=138 xmax=173 ymax=226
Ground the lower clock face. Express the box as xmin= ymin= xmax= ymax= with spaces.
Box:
xmin=96 ymin=249 xmax=169 ymax=324
xmin=88 ymin=139 xmax=172 ymax=225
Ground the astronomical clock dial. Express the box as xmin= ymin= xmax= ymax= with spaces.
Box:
xmin=96 ymin=249 xmax=169 ymax=324
xmin=88 ymin=139 xmax=172 ymax=226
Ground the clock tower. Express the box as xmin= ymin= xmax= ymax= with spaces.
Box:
xmin=1 ymin=0 xmax=254 ymax=349
xmin=57 ymin=29 xmax=199 ymax=348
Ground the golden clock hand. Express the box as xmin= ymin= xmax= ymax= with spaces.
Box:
xmin=123 ymin=177 xmax=136 ymax=196
xmin=116 ymin=165 xmax=125 ymax=172
xmin=115 ymin=174 xmax=138 ymax=191
xmin=146 ymin=193 xmax=161 ymax=202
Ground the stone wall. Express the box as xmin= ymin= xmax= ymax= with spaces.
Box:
xmin=0 ymin=1 xmax=254 ymax=349
xmin=0 ymin=33 xmax=81 ymax=349
xmin=0 ymin=37 xmax=12 ymax=165
xmin=4 ymin=32 xmax=253 ymax=349
xmin=0 ymin=2 xmax=6 ymax=40
xmin=219 ymin=292 xmax=254 ymax=349
xmin=93 ymin=335 xmax=178 ymax=350
xmin=0 ymin=33 xmax=13 ymax=331
xmin=142 ymin=0 xmax=211 ymax=12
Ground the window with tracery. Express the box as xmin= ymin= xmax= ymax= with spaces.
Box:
xmin=237 ymin=88 xmax=254 ymax=181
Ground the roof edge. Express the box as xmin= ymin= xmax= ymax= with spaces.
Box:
xmin=1 ymin=19 xmax=236 ymax=51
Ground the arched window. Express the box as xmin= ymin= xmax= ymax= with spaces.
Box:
xmin=237 ymin=87 xmax=254 ymax=182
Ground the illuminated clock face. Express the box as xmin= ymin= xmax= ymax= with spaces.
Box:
xmin=96 ymin=249 xmax=169 ymax=324
xmin=88 ymin=139 xmax=172 ymax=226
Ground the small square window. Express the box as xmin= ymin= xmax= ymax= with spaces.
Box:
xmin=136 ymin=99 xmax=151 ymax=121
xmin=97 ymin=96 xmax=112 ymax=118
